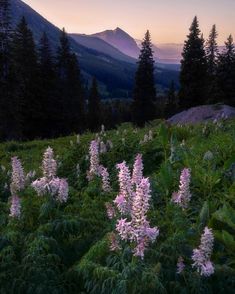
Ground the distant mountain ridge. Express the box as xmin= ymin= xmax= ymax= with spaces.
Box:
xmin=70 ymin=33 xmax=136 ymax=64
xmin=10 ymin=0 xmax=180 ymax=97
xmin=92 ymin=27 xmax=140 ymax=58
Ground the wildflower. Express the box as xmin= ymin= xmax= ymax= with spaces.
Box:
xmin=172 ymin=168 xmax=191 ymax=209
xmin=57 ymin=179 xmax=69 ymax=203
xmin=42 ymin=147 xmax=57 ymax=180
xmin=177 ymin=256 xmax=185 ymax=274
xmin=109 ymin=232 xmax=121 ymax=251
xmin=131 ymin=178 xmax=159 ymax=258
xmin=99 ymin=165 xmax=111 ymax=192
xmin=132 ymin=154 xmax=143 ymax=186
xmin=101 ymin=124 xmax=105 ymax=134
xmin=148 ymin=130 xmax=153 ymax=140
xmin=100 ymin=141 xmax=107 ymax=154
xmin=115 ymin=162 xmax=133 ymax=214
xmin=116 ymin=218 xmax=132 ymax=241
xmin=105 ymin=202 xmax=116 ymax=219
xmin=88 ymin=140 xmax=100 ymax=180
xmin=107 ymin=140 xmax=113 ymax=150
xmin=192 ymin=227 xmax=214 ymax=277
xmin=32 ymin=147 xmax=69 ymax=202
xmin=10 ymin=156 xmax=25 ymax=194
xmin=9 ymin=195 xmax=21 ymax=219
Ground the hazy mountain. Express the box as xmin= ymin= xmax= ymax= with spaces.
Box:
xmin=10 ymin=0 xmax=179 ymax=97
xmin=92 ymin=27 xmax=140 ymax=58
xmin=70 ymin=33 xmax=136 ymax=64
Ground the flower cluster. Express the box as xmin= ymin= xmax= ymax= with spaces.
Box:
xmin=112 ymin=155 xmax=159 ymax=259
xmin=32 ymin=147 xmax=68 ymax=203
xmin=172 ymin=168 xmax=191 ymax=209
xmin=9 ymin=157 xmax=25 ymax=219
xmin=114 ymin=161 xmax=133 ymax=214
xmin=87 ymin=140 xmax=100 ymax=180
xmin=9 ymin=195 xmax=21 ymax=219
xmin=192 ymin=227 xmax=214 ymax=277
xmin=10 ymin=156 xmax=25 ymax=195
xmin=99 ymin=165 xmax=112 ymax=192
xmin=177 ymin=256 xmax=185 ymax=274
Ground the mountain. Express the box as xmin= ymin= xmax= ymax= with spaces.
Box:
xmin=11 ymin=0 xmax=179 ymax=97
xmin=92 ymin=27 xmax=140 ymax=58
xmin=70 ymin=33 xmax=136 ymax=64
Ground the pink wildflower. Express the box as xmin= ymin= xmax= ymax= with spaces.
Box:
xmin=99 ymin=165 xmax=111 ymax=192
xmin=192 ymin=227 xmax=214 ymax=277
xmin=132 ymin=154 xmax=143 ymax=186
xmin=116 ymin=218 xmax=132 ymax=241
xmin=10 ymin=156 xmax=25 ymax=194
xmin=172 ymin=168 xmax=191 ymax=209
xmin=88 ymin=140 xmax=100 ymax=180
xmin=42 ymin=147 xmax=57 ymax=180
xmin=105 ymin=202 xmax=116 ymax=219
xmin=9 ymin=195 xmax=21 ymax=219
xmin=177 ymin=256 xmax=185 ymax=274
xmin=109 ymin=232 xmax=121 ymax=251
xmin=115 ymin=161 xmax=133 ymax=214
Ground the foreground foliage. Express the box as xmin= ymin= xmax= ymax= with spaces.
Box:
xmin=0 ymin=119 xmax=235 ymax=293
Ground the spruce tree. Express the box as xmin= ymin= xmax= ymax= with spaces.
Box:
xmin=206 ymin=25 xmax=220 ymax=104
xmin=132 ymin=30 xmax=156 ymax=126
xmin=0 ymin=0 xmax=12 ymax=139
xmin=57 ymin=28 xmax=85 ymax=134
xmin=0 ymin=0 xmax=11 ymax=80
xmin=11 ymin=16 xmax=40 ymax=139
xmin=88 ymin=77 xmax=101 ymax=131
xmin=38 ymin=32 xmax=58 ymax=137
xmin=165 ymin=81 xmax=178 ymax=118
xmin=217 ymin=35 xmax=235 ymax=106
xmin=179 ymin=16 xmax=208 ymax=109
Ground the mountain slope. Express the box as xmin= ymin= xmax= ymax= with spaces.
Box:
xmin=92 ymin=27 xmax=140 ymax=58
xmin=11 ymin=0 xmax=179 ymax=96
xmin=70 ymin=34 xmax=136 ymax=64
xmin=11 ymin=0 xmax=136 ymax=96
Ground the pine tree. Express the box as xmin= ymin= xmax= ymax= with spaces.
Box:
xmin=38 ymin=32 xmax=58 ymax=137
xmin=132 ymin=30 xmax=156 ymax=126
xmin=206 ymin=25 xmax=220 ymax=104
xmin=0 ymin=0 xmax=11 ymax=79
xmin=179 ymin=16 xmax=208 ymax=109
xmin=165 ymin=81 xmax=178 ymax=118
xmin=88 ymin=77 xmax=101 ymax=131
xmin=217 ymin=35 xmax=235 ymax=106
xmin=57 ymin=28 xmax=85 ymax=134
xmin=0 ymin=0 xmax=12 ymax=139
xmin=11 ymin=16 xmax=40 ymax=139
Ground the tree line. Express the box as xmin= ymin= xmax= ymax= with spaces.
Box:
xmin=0 ymin=0 xmax=235 ymax=140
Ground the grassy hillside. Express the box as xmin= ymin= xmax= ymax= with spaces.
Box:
xmin=0 ymin=119 xmax=234 ymax=293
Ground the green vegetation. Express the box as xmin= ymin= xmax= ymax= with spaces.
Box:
xmin=0 ymin=119 xmax=234 ymax=293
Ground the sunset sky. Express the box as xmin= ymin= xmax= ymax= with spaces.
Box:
xmin=23 ymin=0 xmax=235 ymax=44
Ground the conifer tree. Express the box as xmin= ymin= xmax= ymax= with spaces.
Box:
xmin=88 ymin=77 xmax=101 ymax=131
xmin=217 ymin=35 xmax=235 ymax=106
xmin=57 ymin=28 xmax=85 ymax=134
xmin=0 ymin=0 xmax=12 ymax=139
xmin=179 ymin=16 xmax=208 ymax=109
xmin=206 ymin=25 xmax=220 ymax=104
xmin=132 ymin=30 xmax=156 ymax=126
xmin=0 ymin=0 xmax=11 ymax=80
xmin=11 ymin=16 xmax=40 ymax=139
xmin=38 ymin=32 xmax=58 ymax=137
xmin=165 ymin=81 xmax=178 ymax=118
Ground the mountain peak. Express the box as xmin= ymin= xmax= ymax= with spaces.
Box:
xmin=92 ymin=27 xmax=140 ymax=58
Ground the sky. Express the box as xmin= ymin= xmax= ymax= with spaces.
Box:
xmin=23 ymin=0 xmax=235 ymax=45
